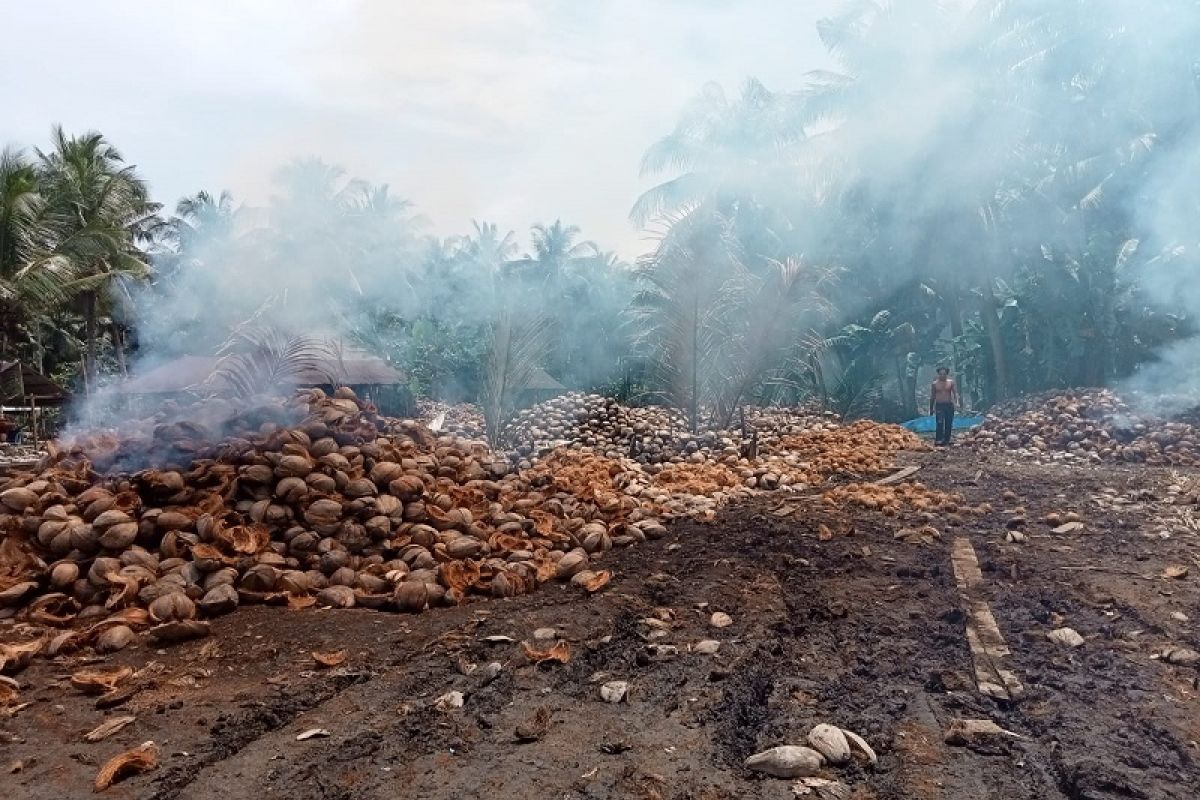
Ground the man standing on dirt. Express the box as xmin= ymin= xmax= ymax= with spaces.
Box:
xmin=930 ymin=366 xmax=959 ymax=446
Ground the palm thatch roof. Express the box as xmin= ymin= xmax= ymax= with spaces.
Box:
xmin=0 ymin=361 xmax=70 ymax=405
xmin=111 ymin=350 xmax=404 ymax=395
xmin=519 ymin=367 xmax=565 ymax=393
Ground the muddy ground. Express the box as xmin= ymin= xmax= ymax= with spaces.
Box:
xmin=2 ymin=448 xmax=1199 ymax=799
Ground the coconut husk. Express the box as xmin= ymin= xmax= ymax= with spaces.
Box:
xmin=521 ymin=640 xmax=570 ymax=664
xmin=311 ymin=649 xmax=347 ymax=668
xmin=93 ymin=742 xmax=158 ymax=791
xmin=71 ymin=665 xmax=134 ymax=695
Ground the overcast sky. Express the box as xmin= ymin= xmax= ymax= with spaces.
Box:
xmin=3 ymin=0 xmax=837 ymax=257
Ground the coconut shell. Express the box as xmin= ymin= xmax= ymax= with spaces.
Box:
xmin=744 ymin=745 xmax=824 ymax=778
xmin=92 ymin=509 xmax=133 ymax=530
xmin=316 ymin=585 xmax=356 ymax=608
xmin=555 ymin=549 xmax=589 ymax=579
xmin=446 ymin=537 xmax=483 ymax=559
xmin=393 ymin=581 xmax=428 ymax=612
xmin=0 ymin=487 xmax=39 ymax=512
xmin=388 ymin=475 xmax=425 ymax=500
xmin=49 ymin=561 xmax=80 ymax=589
xmin=807 ymin=723 xmax=851 ymax=765
xmin=96 ymin=624 xmax=136 ymax=653
xmin=99 ymin=522 xmax=139 ymax=550
xmin=148 ymin=592 xmax=196 ymax=623
xmin=198 ymin=584 xmax=239 ymax=616
xmin=277 ymin=570 xmax=313 ymax=595
xmin=147 ymin=619 xmax=210 ymax=644
xmin=240 ymin=564 xmax=280 ymax=592
xmin=0 ymin=581 xmax=38 ymax=607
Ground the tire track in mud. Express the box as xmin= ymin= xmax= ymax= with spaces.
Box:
xmin=146 ymin=671 xmax=372 ymax=800
xmin=936 ymin=454 xmax=1200 ymax=800
xmin=710 ymin=494 xmax=1075 ymax=800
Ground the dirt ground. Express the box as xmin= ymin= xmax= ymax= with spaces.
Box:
xmin=3 ymin=448 xmax=1199 ymax=799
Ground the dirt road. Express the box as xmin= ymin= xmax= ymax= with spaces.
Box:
xmin=3 ymin=449 xmax=1198 ymax=799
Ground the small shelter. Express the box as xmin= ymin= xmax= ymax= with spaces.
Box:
xmin=0 ymin=360 xmax=70 ymax=444
xmin=518 ymin=367 xmax=566 ymax=405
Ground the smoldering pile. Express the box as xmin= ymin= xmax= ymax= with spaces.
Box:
xmin=965 ymin=388 xmax=1200 ymax=466
xmin=0 ymin=388 xmax=670 ymax=654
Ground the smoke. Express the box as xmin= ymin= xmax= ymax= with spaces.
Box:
xmin=730 ymin=1 xmax=1200 ymax=411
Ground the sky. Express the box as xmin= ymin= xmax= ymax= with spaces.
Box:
xmin=2 ymin=0 xmax=837 ymax=258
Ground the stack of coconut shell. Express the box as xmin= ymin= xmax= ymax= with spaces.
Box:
xmin=460 ymin=392 xmax=837 ymax=469
xmin=965 ymin=389 xmax=1200 ymax=465
xmin=419 ymin=401 xmax=486 ymax=442
xmin=0 ymin=388 xmax=675 ymax=656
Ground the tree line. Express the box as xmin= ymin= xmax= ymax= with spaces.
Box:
xmin=2 ymin=0 xmax=1198 ymax=429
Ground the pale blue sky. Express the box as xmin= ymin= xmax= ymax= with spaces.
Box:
xmin=3 ymin=0 xmax=837 ymax=256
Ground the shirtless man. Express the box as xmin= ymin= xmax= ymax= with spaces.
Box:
xmin=929 ymin=366 xmax=959 ymax=446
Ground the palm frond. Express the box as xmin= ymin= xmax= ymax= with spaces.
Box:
xmin=207 ymin=323 xmax=335 ymax=399
xmin=480 ymin=307 xmax=554 ymax=448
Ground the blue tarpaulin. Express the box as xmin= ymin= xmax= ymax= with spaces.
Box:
xmin=900 ymin=414 xmax=985 ymax=433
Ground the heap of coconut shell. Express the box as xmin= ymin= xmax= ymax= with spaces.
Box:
xmin=965 ymin=389 xmax=1200 ymax=465
xmin=0 ymin=388 xmax=674 ymax=650
xmin=445 ymin=392 xmax=836 ymax=469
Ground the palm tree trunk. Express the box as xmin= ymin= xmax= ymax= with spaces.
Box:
xmin=111 ymin=322 xmax=128 ymax=377
xmin=978 ymin=283 xmax=1009 ymax=402
xmin=689 ymin=296 xmax=699 ymax=434
xmin=894 ymin=356 xmax=917 ymax=419
xmin=84 ymin=291 xmax=98 ymax=393
xmin=809 ymin=352 xmax=828 ymax=409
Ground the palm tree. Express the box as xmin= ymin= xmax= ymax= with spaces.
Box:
xmin=0 ymin=148 xmax=43 ymax=358
xmin=631 ymin=212 xmax=744 ymax=432
xmin=0 ymin=148 xmax=40 ymax=279
xmin=525 ymin=220 xmax=597 ymax=282
xmin=460 ymin=220 xmax=518 ymax=272
xmin=18 ymin=127 xmax=159 ymax=386
xmin=631 ymin=78 xmax=808 ymax=226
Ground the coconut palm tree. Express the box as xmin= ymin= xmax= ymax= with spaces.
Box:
xmin=524 ymin=220 xmax=597 ymax=282
xmin=0 ymin=148 xmax=40 ymax=280
xmin=0 ymin=148 xmax=43 ymax=358
xmin=631 ymin=78 xmax=808 ymax=227
xmin=460 ymin=220 xmax=518 ymax=272
xmin=18 ymin=127 xmax=159 ymax=387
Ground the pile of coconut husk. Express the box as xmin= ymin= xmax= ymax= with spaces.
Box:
xmin=965 ymin=389 xmax=1200 ymax=465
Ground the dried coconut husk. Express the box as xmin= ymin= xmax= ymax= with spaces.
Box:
xmin=0 ymin=674 xmax=19 ymax=706
xmin=571 ymin=569 xmax=613 ymax=593
xmin=94 ymin=742 xmax=158 ymax=792
xmin=25 ymin=592 xmax=80 ymax=626
xmin=312 ymin=649 xmax=347 ymax=668
xmin=218 ymin=523 xmax=271 ymax=555
xmin=521 ymin=640 xmax=570 ymax=664
xmin=0 ymin=640 xmax=43 ymax=674
xmin=71 ymin=665 xmax=134 ymax=695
